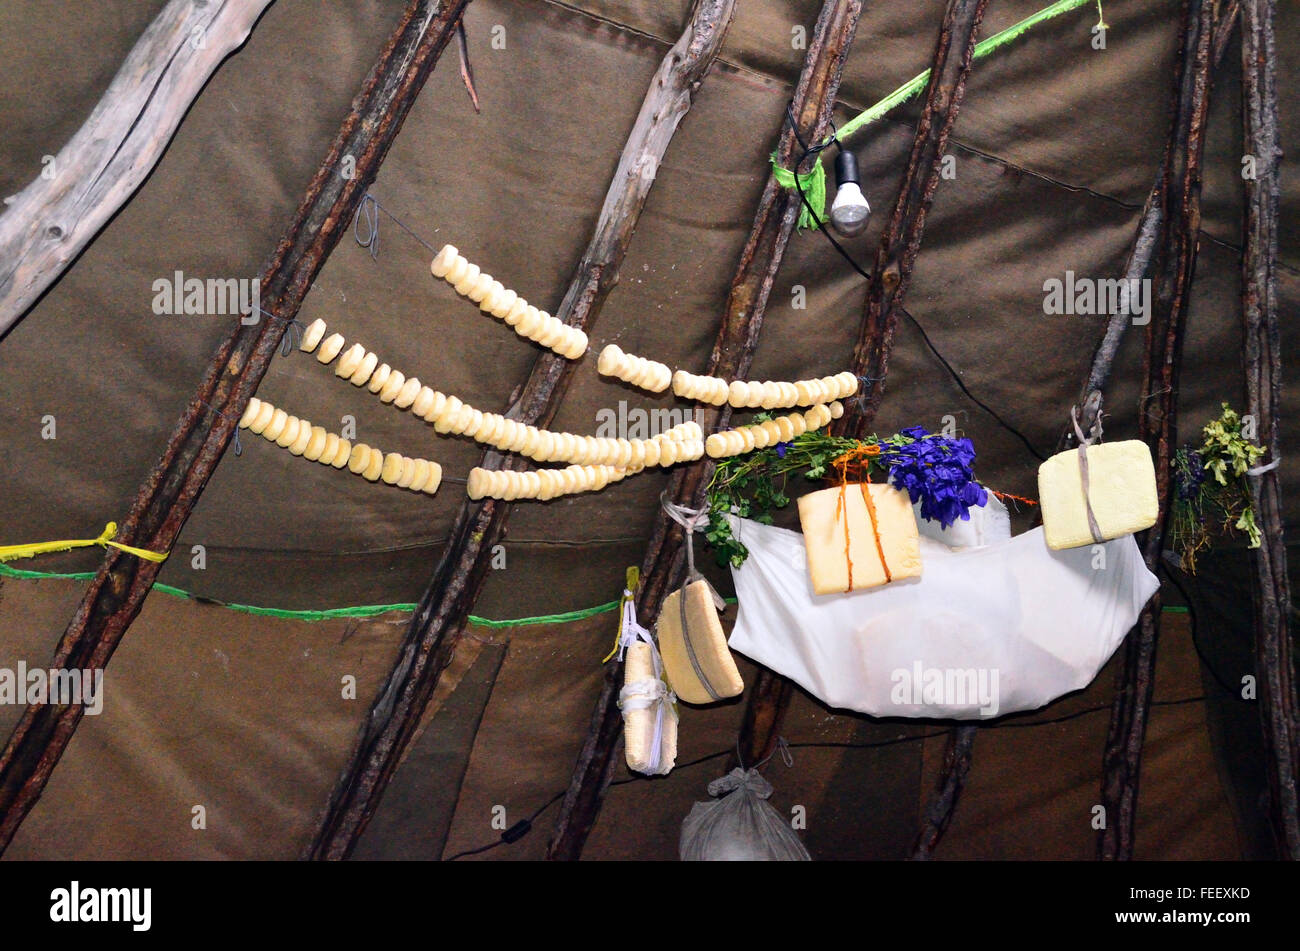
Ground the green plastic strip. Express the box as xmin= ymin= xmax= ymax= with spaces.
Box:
xmin=829 ymin=0 xmax=1101 ymax=152
xmin=0 ymin=560 xmax=1188 ymax=626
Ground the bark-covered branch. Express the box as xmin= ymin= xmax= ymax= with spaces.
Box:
xmin=546 ymin=0 xmax=865 ymax=861
xmin=304 ymin=0 xmax=739 ymax=861
xmin=0 ymin=0 xmax=474 ymax=855
xmin=1098 ymin=0 xmax=1219 ymax=862
xmin=0 ymin=0 xmax=275 ymax=338
xmin=1239 ymin=0 xmax=1297 ymax=858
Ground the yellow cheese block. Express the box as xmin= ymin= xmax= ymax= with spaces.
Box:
xmin=621 ymin=642 xmax=677 ymax=775
xmin=657 ymin=580 xmax=743 ymax=705
xmin=797 ymin=483 xmax=921 ymax=595
xmin=1037 ymin=439 xmax=1159 ymax=550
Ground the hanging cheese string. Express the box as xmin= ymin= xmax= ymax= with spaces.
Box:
xmin=0 ymin=522 xmax=169 ymax=565
xmin=597 ymin=345 xmax=672 ymax=393
xmin=430 ymin=244 xmax=588 ymax=360
xmin=238 ymin=396 xmax=443 ymax=495
xmin=674 ymin=367 xmax=857 ymax=408
xmin=299 ymin=318 xmax=705 ymax=469
xmin=465 ymin=463 xmax=641 ymax=502
xmin=600 ymin=344 xmax=857 ymax=406
xmin=705 ymin=402 xmax=842 ymax=459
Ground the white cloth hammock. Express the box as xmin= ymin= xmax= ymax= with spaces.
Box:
xmin=726 ymin=514 xmax=1158 ymax=719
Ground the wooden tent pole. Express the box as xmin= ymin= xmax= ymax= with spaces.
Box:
xmin=1061 ymin=1 xmax=1238 ymax=446
xmin=1239 ymin=0 xmax=1298 ymax=858
xmin=303 ymin=0 xmax=739 ymax=861
xmin=841 ymin=0 xmax=990 ymax=442
xmin=1098 ymin=0 xmax=1219 ymax=862
xmin=736 ymin=0 xmax=991 ymax=835
xmin=911 ymin=723 xmax=977 ymax=859
xmin=0 ymin=0 xmax=473 ymax=856
xmin=0 ymin=0 xmax=276 ymax=339
xmin=919 ymin=4 xmax=1239 ymax=862
xmin=545 ymin=0 xmax=864 ymax=862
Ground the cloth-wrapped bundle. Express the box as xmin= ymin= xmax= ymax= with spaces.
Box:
xmin=1038 ymin=439 xmax=1158 ymax=551
xmin=727 ymin=515 xmax=1158 ymax=719
xmin=797 ymin=483 xmax=922 ymax=594
xmin=620 ymin=641 xmax=677 ymax=775
xmin=679 ymin=768 xmax=811 ymax=861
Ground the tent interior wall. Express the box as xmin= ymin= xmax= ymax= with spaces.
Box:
xmin=0 ymin=0 xmax=1294 ymax=859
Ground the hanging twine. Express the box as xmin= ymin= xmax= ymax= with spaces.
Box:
xmin=829 ymin=445 xmax=891 ymax=591
xmin=1070 ymin=404 xmax=1106 ymax=544
xmin=354 ymin=193 xmax=380 ymax=259
xmin=0 ymin=522 xmax=170 ymax=565
xmin=603 ymin=565 xmax=644 ymax=663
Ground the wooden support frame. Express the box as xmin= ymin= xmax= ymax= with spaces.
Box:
xmin=1098 ymin=0 xmax=1219 ymax=862
xmin=1239 ymin=0 xmax=1298 ymax=858
xmin=1061 ymin=1 xmax=1239 ymax=446
xmin=545 ymin=0 xmax=864 ymax=862
xmin=303 ymin=0 xmax=739 ymax=861
xmin=0 ymin=0 xmax=473 ymax=855
xmin=734 ymin=0 xmax=990 ymax=837
xmin=841 ymin=0 xmax=991 ymax=441
xmin=0 ymin=0 xmax=276 ymax=338
xmin=921 ymin=1 xmax=1239 ymax=861
xmin=911 ymin=724 xmax=976 ymax=859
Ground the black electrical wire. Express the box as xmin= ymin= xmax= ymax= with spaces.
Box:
xmin=442 ymin=693 xmax=1205 ymax=859
xmin=782 ymin=105 xmax=1047 ymax=463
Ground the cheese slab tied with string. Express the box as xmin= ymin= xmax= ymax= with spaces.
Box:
xmin=1037 ymin=440 xmax=1158 ymax=551
xmin=797 ymin=483 xmax=921 ymax=595
xmin=621 ymin=641 xmax=678 ymax=775
xmin=656 ymin=580 xmax=743 ymax=705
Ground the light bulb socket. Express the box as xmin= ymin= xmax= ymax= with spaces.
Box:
xmin=834 ymin=148 xmax=861 ymax=187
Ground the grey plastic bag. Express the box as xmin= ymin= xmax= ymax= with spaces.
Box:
xmin=679 ymin=768 xmax=811 ymax=861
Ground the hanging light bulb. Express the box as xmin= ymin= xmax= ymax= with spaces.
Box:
xmin=829 ymin=147 xmax=871 ymax=237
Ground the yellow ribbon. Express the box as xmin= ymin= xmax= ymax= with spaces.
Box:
xmin=601 ymin=566 xmax=641 ymax=664
xmin=0 ymin=522 xmax=170 ymax=565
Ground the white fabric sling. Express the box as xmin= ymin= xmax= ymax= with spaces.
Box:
xmin=726 ymin=515 xmax=1158 ymax=719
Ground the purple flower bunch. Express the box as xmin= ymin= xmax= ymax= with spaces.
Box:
xmin=1175 ymin=448 xmax=1206 ymax=501
xmin=877 ymin=425 xmax=988 ymax=528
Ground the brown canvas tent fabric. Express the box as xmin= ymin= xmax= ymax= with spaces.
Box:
xmin=0 ymin=0 xmax=1294 ymax=859
xmin=0 ymin=574 xmax=1234 ymax=860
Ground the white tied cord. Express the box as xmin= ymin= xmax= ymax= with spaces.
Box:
xmin=1071 ymin=404 xmax=1106 ymax=545
xmin=1247 ymin=457 xmax=1281 ymax=477
xmin=615 ymin=589 xmax=650 ymax=662
xmin=616 ymin=590 xmax=677 ymax=773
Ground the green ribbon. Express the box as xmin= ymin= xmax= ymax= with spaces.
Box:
xmin=0 ymin=560 xmax=1185 ymax=625
xmin=770 ymin=153 xmax=827 ymax=230
xmin=830 ymin=0 xmax=1102 ymax=154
